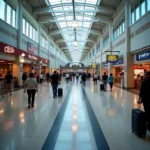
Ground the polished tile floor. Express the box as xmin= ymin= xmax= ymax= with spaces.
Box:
xmin=0 ymin=78 xmax=150 ymax=150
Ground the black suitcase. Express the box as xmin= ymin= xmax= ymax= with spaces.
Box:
xmin=100 ymin=84 xmax=104 ymax=90
xmin=132 ymin=109 xmax=146 ymax=137
xmin=58 ymin=88 xmax=63 ymax=97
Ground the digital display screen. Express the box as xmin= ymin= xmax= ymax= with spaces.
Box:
xmin=106 ymin=55 xmax=118 ymax=63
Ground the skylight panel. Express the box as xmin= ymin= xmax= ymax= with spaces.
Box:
xmin=84 ymin=6 xmax=95 ymax=10
xmin=84 ymin=16 xmax=92 ymax=20
xmin=85 ymin=0 xmax=97 ymax=5
xmin=53 ymin=7 xmax=63 ymax=11
xmin=59 ymin=22 xmax=67 ymax=28
xmin=49 ymin=0 xmax=61 ymax=5
xmin=75 ymin=0 xmax=85 ymax=3
xmin=63 ymin=6 xmax=73 ymax=10
xmin=76 ymin=16 xmax=83 ymax=20
xmin=57 ymin=17 xmax=66 ymax=21
xmin=65 ymin=16 xmax=73 ymax=20
xmin=62 ymin=0 xmax=72 ymax=3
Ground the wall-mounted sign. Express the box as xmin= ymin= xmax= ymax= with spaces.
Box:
xmin=4 ymin=46 xmax=15 ymax=53
xmin=113 ymin=57 xmax=124 ymax=65
xmin=28 ymin=54 xmax=38 ymax=61
xmin=27 ymin=42 xmax=36 ymax=53
xmin=91 ymin=64 xmax=97 ymax=69
xmin=136 ymin=50 xmax=150 ymax=61
xmin=106 ymin=55 xmax=118 ymax=63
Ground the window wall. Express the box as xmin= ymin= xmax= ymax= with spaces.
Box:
xmin=22 ymin=18 xmax=37 ymax=42
xmin=113 ymin=20 xmax=125 ymax=40
xmin=0 ymin=0 xmax=16 ymax=28
xmin=41 ymin=36 xmax=48 ymax=49
xmin=131 ymin=0 xmax=150 ymax=25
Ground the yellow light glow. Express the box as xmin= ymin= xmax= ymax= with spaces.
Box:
xmin=19 ymin=112 xmax=24 ymax=118
xmin=72 ymin=124 xmax=78 ymax=132
xmin=20 ymin=58 xmax=25 ymax=63
xmin=0 ymin=109 xmax=4 ymax=114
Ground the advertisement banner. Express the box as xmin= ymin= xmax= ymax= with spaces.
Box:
xmin=27 ymin=42 xmax=36 ymax=53
xmin=136 ymin=50 xmax=150 ymax=61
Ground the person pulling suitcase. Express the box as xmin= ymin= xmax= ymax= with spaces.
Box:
xmin=50 ymin=71 xmax=61 ymax=98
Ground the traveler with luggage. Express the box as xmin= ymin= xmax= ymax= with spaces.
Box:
xmin=138 ymin=71 xmax=150 ymax=131
xmin=108 ymin=73 xmax=114 ymax=91
xmin=50 ymin=71 xmax=61 ymax=98
xmin=81 ymin=72 xmax=86 ymax=86
xmin=24 ymin=73 xmax=38 ymax=108
xmin=5 ymin=71 xmax=13 ymax=95
xmin=93 ymin=73 xmax=98 ymax=85
xmin=102 ymin=72 xmax=108 ymax=91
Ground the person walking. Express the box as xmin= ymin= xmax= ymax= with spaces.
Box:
xmin=76 ymin=72 xmax=79 ymax=82
xmin=50 ymin=71 xmax=60 ymax=98
xmin=24 ymin=73 xmax=38 ymax=108
xmin=108 ymin=73 xmax=114 ymax=91
xmin=93 ymin=73 xmax=98 ymax=85
xmin=102 ymin=72 xmax=108 ymax=91
xmin=46 ymin=72 xmax=50 ymax=83
xmin=22 ymin=72 xmax=27 ymax=86
xmin=81 ymin=72 xmax=86 ymax=86
xmin=40 ymin=73 xmax=43 ymax=84
xmin=5 ymin=71 xmax=13 ymax=95
xmin=138 ymin=71 xmax=150 ymax=131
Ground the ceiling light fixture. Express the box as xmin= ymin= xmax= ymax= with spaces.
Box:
xmin=72 ymin=20 xmax=78 ymax=29
xmin=74 ymin=41 xmax=78 ymax=46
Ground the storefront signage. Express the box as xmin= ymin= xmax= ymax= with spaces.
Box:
xmin=113 ymin=57 xmax=124 ymax=65
xmin=136 ymin=50 xmax=150 ymax=61
xmin=28 ymin=54 xmax=38 ymax=61
xmin=27 ymin=42 xmax=36 ymax=53
xmin=91 ymin=64 xmax=97 ymax=69
xmin=106 ymin=55 xmax=118 ymax=63
xmin=4 ymin=46 xmax=15 ymax=53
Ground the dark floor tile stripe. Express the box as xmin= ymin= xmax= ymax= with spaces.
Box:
xmin=42 ymin=84 xmax=73 ymax=150
xmin=81 ymin=87 xmax=110 ymax=150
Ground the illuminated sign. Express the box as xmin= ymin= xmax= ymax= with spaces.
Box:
xmin=4 ymin=46 xmax=15 ymax=53
xmin=27 ymin=42 xmax=36 ymax=53
xmin=91 ymin=64 xmax=97 ymax=69
xmin=136 ymin=50 xmax=150 ymax=61
xmin=106 ymin=55 xmax=118 ymax=63
xmin=28 ymin=54 xmax=37 ymax=60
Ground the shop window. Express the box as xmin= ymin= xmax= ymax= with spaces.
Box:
xmin=12 ymin=9 xmax=16 ymax=28
xmin=148 ymin=0 xmax=150 ymax=11
xmin=6 ymin=4 xmax=11 ymax=24
xmin=135 ymin=5 xmax=140 ymax=21
xmin=0 ymin=0 xmax=5 ymax=20
xmin=141 ymin=1 xmax=146 ymax=16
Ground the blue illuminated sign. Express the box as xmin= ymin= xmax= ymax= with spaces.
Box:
xmin=113 ymin=57 xmax=124 ymax=65
xmin=136 ymin=50 xmax=150 ymax=61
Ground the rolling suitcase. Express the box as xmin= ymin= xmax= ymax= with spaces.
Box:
xmin=132 ymin=109 xmax=146 ymax=137
xmin=58 ymin=87 xmax=63 ymax=97
xmin=100 ymin=84 xmax=104 ymax=90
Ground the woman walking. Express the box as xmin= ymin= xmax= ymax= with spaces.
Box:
xmin=108 ymin=73 xmax=114 ymax=91
xmin=24 ymin=73 xmax=38 ymax=108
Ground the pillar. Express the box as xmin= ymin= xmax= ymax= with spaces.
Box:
xmin=100 ymin=35 xmax=103 ymax=77
xmin=16 ymin=0 xmax=23 ymax=49
xmin=108 ymin=23 xmax=113 ymax=76
xmin=124 ymin=0 xmax=134 ymax=88
xmin=13 ymin=56 xmax=23 ymax=86
xmin=37 ymin=24 xmax=41 ymax=57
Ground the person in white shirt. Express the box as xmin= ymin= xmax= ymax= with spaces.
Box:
xmin=40 ymin=73 xmax=43 ymax=84
xmin=93 ymin=73 xmax=98 ymax=85
xmin=24 ymin=73 xmax=38 ymax=108
xmin=65 ymin=73 xmax=70 ymax=83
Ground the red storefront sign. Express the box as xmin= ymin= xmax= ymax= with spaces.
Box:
xmin=0 ymin=42 xmax=49 ymax=64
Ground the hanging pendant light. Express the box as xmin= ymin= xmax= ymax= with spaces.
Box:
xmin=72 ymin=20 xmax=78 ymax=29
xmin=74 ymin=41 xmax=78 ymax=46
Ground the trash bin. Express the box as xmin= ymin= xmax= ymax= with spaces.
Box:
xmin=121 ymin=78 xmax=124 ymax=88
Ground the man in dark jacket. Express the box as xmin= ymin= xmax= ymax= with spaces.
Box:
xmin=50 ymin=71 xmax=60 ymax=98
xmin=5 ymin=71 xmax=13 ymax=95
xmin=102 ymin=72 xmax=108 ymax=91
xmin=138 ymin=71 xmax=150 ymax=131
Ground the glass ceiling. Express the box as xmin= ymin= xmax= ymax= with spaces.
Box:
xmin=49 ymin=0 xmax=100 ymax=61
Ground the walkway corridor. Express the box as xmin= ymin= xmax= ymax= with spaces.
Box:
xmin=0 ymin=79 xmax=150 ymax=150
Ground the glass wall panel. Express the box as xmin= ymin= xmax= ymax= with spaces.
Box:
xmin=141 ymin=1 xmax=146 ymax=16
xmin=12 ymin=9 xmax=16 ymax=28
xmin=0 ymin=0 xmax=5 ymax=20
xmin=135 ymin=6 xmax=140 ymax=21
xmin=6 ymin=5 xmax=11 ymax=24
xmin=148 ymin=0 xmax=150 ymax=11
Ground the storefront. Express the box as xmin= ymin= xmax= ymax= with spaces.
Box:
xmin=0 ymin=42 xmax=49 ymax=86
xmin=133 ymin=50 xmax=150 ymax=89
xmin=112 ymin=57 xmax=124 ymax=85
xmin=103 ymin=63 xmax=108 ymax=75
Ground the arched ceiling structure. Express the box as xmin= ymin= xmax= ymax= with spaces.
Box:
xmin=26 ymin=0 xmax=120 ymax=62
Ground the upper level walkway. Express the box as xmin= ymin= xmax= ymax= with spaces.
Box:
xmin=0 ymin=78 xmax=150 ymax=150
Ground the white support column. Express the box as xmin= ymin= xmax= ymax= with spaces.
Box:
xmin=124 ymin=0 xmax=134 ymax=88
xmin=37 ymin=24 xmax=41 ymax=57
xmin=16 ymin=0 xmax=23 ymax=49
xmin=108 ymin=23 xmax=113 ymax=76
xmin=100 ymin=35 xmax=103 ymax=77
xmin=54 ymin=46 xmax=57 ymax=70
